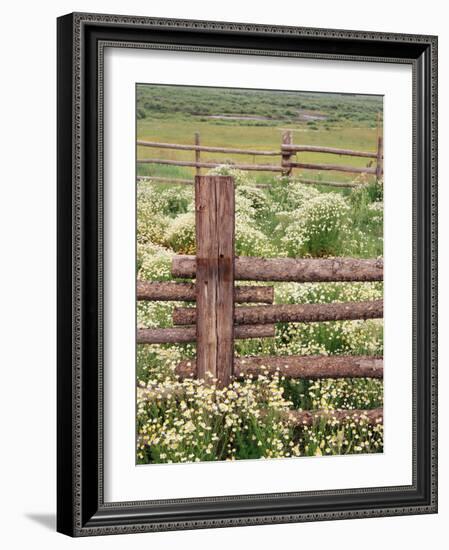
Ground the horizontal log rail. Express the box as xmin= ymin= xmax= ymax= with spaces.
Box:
xmin=137 ymin=175 xmax=193 ymax=184
xmin=298 ymin=178 xmax=357 ymax=188
xmin=137 ymin=324 xmax=275 ymax=344
xmin=173 ymin=300 xmax=383 ymax=326
xmin=137 ymin=140 xmax=379 ymax=159
xmin=288 ymin=161 xmax=377 ymax=175
xmin=137 ymin=281 xmax=273 ymax=303
xmin=281 ymin=144 xmax=378 ymax=158
xmin=176 ymin=355 xmax=383 ymax=379
xmin=137 ymin=132 xmax=382 ymax=180
xmin=137 ymin=158 xmax=284 ymax=172
xmin=139 ymin=177 xmax=361 ymax=188
xmin=172 ymin=255 xmax=383 ymax=282
xmin=137 ymin=140 xmax=280 ymax=156
xmin=285 ymin=407 xmax=383 ymax=427
xmin=138 ymin=158 xmax=376 ymax=175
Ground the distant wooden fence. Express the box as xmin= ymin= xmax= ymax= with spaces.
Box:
xmin=137 ymin=176 xmax=384 ymax=425
xmin=137 ymin=131 xmax=383 ymax=188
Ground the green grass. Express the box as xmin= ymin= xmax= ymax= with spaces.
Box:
xmin=137 ymin=119 xmax=379 ymax=184
xmin=137 ymin=85 xmax=382 ymax=126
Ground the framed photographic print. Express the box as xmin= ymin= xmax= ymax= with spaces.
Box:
xmin=57 ymin=12 xmax=438 ymax=536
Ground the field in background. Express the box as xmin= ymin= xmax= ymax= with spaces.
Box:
xmin=136 ymin=85 xmax=383 ymax=184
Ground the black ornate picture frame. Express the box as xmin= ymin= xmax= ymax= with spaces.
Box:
xmin=57 ymin=12 xmax=437 ymax=536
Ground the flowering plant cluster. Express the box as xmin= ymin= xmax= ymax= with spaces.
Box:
xmin=137 ymin=363 xmax=383 ymax=463
xmin=282 ymin=194 xmax=350 ymax=257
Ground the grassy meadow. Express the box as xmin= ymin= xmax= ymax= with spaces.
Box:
xmin=137 ymin=85 xmax=382 ymax=184
xmin=136 ymin=85 xmax=384 ymax=465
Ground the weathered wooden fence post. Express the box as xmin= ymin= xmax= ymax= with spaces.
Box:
xmin=195 ymin=132 xmax=201 ymax=176
xmin=376 ymin=135 xmax=383 ymax=180
xmin=281 ymin=130 xmax=293 ymax=176
xmin=195 ymin=175 xmax=235 ymax=387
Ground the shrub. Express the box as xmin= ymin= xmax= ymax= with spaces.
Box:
xmin=165 ymin=212 xmax=196 ymax=254
xmin=236 ymin=217 xmax=275 ymax=257
xmin=266 ymin=179 xmax=320 ymax=214
xmin=235 ymin=191 xmax=258 ymax=222
xmin=137 ymin=210 xmax=170 ymax=246
xmin=136 ymin=184 xmax=192 ymax=245
xmin=137 ymin=345 xmax=188 ymax=384
xmin=137 ymin=300 xmax=176 ymax=330
xmin=282 ymin=194 xmax=350 ymax=257
xmin=345 ymin=178 xmax=383 ymax=257
xmin=349 ymin=177 xmax=383 ymax=209
xmin=137 ymin=243 xmax=174 ymax=281
xmin=285 ymin=180 xmax=320 ymax=210
xmin=138 ymin=183 xmax=193 ymax=217
xmin=236 ymin=185 xmax=269 ymax=214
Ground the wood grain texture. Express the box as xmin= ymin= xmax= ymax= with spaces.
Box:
xmin=376 ymin=136 xmax=384 ymax=179
xmin=172 ymin=255 xmax=383 ymax=282
xmin=137 ymin=324 xmax=274 ymax=344
xmin=298 ymin=178 xmax=357 ymax=188
xmin=281 ymin=130 xmax=293 ymax=176
xmin=281 ymin=144 xmax=378 ymax=158
xmin=194 ymin=132 xmax=201 ymax=177
xmin=173 ymin=299 xmax=384 ymax=326
xmin=288 ymin=161 xmax=377 ymax=174
xmin=137 ymin=176 xmax=193 ymax=184
xmin=137 ymin=280 xmax=273 ymax=303
xmin=216 ymin=177 xmax=235 ymax=386
xmin=195 ymin=176 xmax=235 ymax=386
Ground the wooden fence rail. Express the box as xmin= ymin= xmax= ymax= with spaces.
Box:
xmin=298 ymin=178 xmax=358 ymax=188
xmin=176 ymin=355 xmax=383 ymax=379
xmin=137 ymin=130 xmax=383 ymax=183
xmin=137 ymin=175 xmax=192 ymax=185
xmin=173 ymin=300 xmax=383 ymax=326
xmin=287 ymin=161 xmax=376 ymax=175
xmin=137 ymin=280 xmax=274 ymax=303
xmin=137 ymin=158 xmax=284 ymax=172
xmin=281 ymin=144 xmax=378 ymax=158
xmin=172 ymin=255 xmax=383 ymax=282
xmin=137 ymin=175 xmax=360 ymax=188
xmin=137 ymin=324 xmax=275 ymax=344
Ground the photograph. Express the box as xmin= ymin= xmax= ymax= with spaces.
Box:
xmin=54 ymin=10 xmax=437 ymax=537
xmin=135 ymin=84 xmax=385 ymax=465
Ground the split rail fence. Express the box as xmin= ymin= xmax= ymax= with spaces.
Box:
xmin=137 ymin=130 xmax=383 ymax=188
xmin=137 ymin=176 xmax=384 ymax=426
